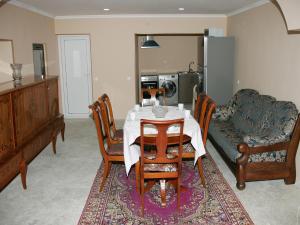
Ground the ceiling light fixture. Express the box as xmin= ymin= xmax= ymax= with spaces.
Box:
xmin=178 ymin=8 xmax=185 ymax=11
xmin=103 ymin=8 xmax=110 ymax=11
xmin=141 ymin=35 xmax=160 ymax=49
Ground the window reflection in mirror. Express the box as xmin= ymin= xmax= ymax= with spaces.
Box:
xmin=0 ymin=39 xmax=14 ymax=83
xmin=32 ymin=43 xmax=47 ymax=77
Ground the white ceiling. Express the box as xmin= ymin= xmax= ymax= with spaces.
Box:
xmin=10 ymin=0 xmax=269 ymax=17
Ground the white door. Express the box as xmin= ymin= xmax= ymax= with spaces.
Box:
xmin=58 ymin=35 xmax=92 ymax=118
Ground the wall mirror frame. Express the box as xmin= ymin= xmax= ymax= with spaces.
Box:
xmin=0 ymin=39 xmax=15 ymax=83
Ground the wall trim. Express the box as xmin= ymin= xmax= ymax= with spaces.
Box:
xmin=8 ymin=0 xmax=54 ymax=18
xmin=55 ymin=14 xmax=227 ymax=20
xmin=227 ymin=0 xmax=270 ymax=17
xmin=7 ymin=0 xmax=270 ymax=20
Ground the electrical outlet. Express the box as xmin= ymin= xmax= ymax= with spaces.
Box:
xmin=237 ymin=80 xmax=240 ymax=85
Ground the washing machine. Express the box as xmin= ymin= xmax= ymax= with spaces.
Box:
xmin=158 ymin=73 xmax=178 ymax=105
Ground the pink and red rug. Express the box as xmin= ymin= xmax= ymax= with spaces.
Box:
xmin=78 ymin=154 xmax=253 ymax=225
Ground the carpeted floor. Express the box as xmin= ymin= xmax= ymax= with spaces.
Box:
xmin=78 ymin=155 xmax=253 ymax=225
xmin=1 ymin=119 xmax=300 ymax=225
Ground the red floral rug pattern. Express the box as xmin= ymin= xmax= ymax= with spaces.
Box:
xmin=78 ymin=154 xmax=253 ymax=225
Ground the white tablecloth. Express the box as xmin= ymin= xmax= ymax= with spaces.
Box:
xmin=123 ymin=106 xmax=206 ymax=174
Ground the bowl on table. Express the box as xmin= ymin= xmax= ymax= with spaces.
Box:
xmin=152 ymin=106 xmax=168 ymax=118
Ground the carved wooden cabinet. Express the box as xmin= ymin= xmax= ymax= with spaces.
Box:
xmin=0 ymin=76 xmax=65 ymax=191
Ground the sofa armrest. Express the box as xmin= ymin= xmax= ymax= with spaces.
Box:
xmin=243 ymin=132 xmax=289 ymax=148
xmin=212 ymin=105 xmax=235 ymax=121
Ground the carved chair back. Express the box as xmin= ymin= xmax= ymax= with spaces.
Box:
xmin=141 ymin=88 xmax=166 ymax=106
xmin=89 ymin=101 xmax=110 ymax=161
xmin=98 ymin=94 xmax=118 ymax=144
xmin=194 ymin=94 xmax=216 ymax=145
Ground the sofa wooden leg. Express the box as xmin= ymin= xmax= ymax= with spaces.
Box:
xmin=236 ymin=180 xmax=246 ymax=190
xmin=284 ymin=172 xmax=296 ymax=185
xmin=19 ymin=160 xmax=27 ymax=190
xmin=236 ymin=143 xmax=249 ymax=191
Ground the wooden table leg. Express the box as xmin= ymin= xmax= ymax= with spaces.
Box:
xmin=144 ymin=180 xmax=155 ymax=192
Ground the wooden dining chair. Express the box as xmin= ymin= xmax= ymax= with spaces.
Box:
xmin=168 ymin=94 xmax=216 ymax=187
xmin=193 ymin=94 xmax=216 ymax=143
xmin=137 ymin=118 xmax=184 ymax=216
xmin=98 ymin=94 xmax=123 ymax=143
xmin=89 ymin=101 xmax=124 ymax=191
xmin=141 ymin=88 xmax=166 ymax=106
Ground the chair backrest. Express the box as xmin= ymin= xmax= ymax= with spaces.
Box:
xmin=141 ymin=88 xmax=166 ymax=106
xmin=89 ymin=101 xmax=109 ymax=161
xmin=98 ymin=94 xmax=117 ymax=144
xmin=194 ymin=94 xmax=216 ymax=145
xmin=140 ymin=119 xmax=184 ymax=169
xmin=194 ymin=93 xmax=209 ymax=127
xmin=191 ymin=84 xmax=198 ymax=113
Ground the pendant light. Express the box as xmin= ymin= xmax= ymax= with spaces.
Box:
xmin=141 ymin=35 xmax=160 ymax=49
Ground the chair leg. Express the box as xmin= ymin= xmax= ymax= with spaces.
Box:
xmin=197 ymin=157 xmax=206 ymax=188
xmin=177 ymin=177 xmax=180 ymax=212
xmin=135 ymin=162 xmax=140 ymax=194
xmin=141 ymin=177 xmax=145 ymax=217
xmin=160 ymin=179 xmax=166 ymax=207
xmin=100 ymin=161 xmax=112 ymax=192
xmin=19 ymin=159 xmax=27 ymax=190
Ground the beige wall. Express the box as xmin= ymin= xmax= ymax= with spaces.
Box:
xmin=0 ymin=4 xmax=59 ymax=81
xmin=0 ymin=40 xmax=14 ymax=83
xmin=228 ymin=3 xmax=300 ymax=109
xmin=55 ymin=17 xmax=226 ymax=119
xmin=228 ymin=2 xmax=300 ymax=182
xmin=138 ymin=36 xmax=199 ymax=74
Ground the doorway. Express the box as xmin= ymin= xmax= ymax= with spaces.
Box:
xmin=32 ymin=43 xmax=46 ymax=77
xmin=58 ymin=35 xmax=93 ymax=118
xmin=135 ymin=33 xmax=203 ymax=105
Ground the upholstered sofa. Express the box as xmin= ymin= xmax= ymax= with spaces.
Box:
xmin=208 ymin=89 xmax=300 ymax=190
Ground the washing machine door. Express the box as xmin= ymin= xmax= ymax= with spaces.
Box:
xmin=161 ymin=80 xmax=177 ymax=98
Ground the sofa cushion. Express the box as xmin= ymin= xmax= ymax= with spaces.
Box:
xmin=231 ymin=95 xmax=275 ymax=134
xmin=243 ymin=101 xmax=298 ymax=147
xmin=209 ymin=119 xmax=288 ymax=163
xmin=212 ymin=89 xmax=259 ymax=121
xmin=209 ymin=119 xmax=243 ymax=162
xmin=248 ymin=150 xmax=287 ymax=163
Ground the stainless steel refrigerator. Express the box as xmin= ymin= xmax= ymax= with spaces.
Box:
xmin=203 ymin=36 xmax=235 ymax=105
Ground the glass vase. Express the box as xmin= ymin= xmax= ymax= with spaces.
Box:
xmin=10 ymin=63 xmax=23 ymax=81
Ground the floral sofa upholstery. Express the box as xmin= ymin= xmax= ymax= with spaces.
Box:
xmin=208 ymin=89 xmax=300 ymax=190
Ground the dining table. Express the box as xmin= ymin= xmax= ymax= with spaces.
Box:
xmin=123 ymin=105 xmax=206 ymax=175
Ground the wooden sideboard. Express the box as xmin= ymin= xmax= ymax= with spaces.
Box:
xmin=0 ymin=76 xmax=65 ymax=191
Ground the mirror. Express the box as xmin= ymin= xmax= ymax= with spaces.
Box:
xmin=32 ymin=43 xmax=47 ymax=77
xmin=0 ymin=39 xmax=14 ymax=83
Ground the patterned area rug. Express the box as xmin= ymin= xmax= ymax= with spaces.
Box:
xmin=78 ymin=154 xmax=253 ymax=225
